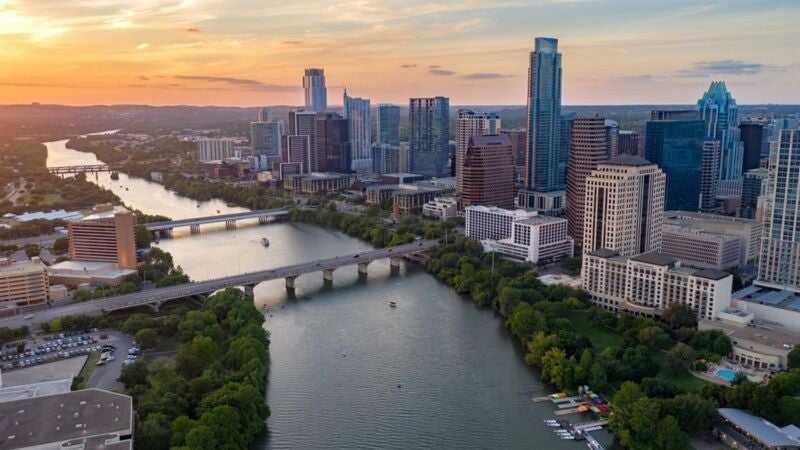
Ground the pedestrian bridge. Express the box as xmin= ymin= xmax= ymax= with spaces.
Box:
xmin=48 ymin=164 xmax=119 ymax=175
xmin=144 ymin=208 xmax=291 ymax=233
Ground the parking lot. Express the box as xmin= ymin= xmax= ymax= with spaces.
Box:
xmin=88 ymin=331 xmax=136 ymax=392
xmin=1 ymin=331 xmax=101 ymax=371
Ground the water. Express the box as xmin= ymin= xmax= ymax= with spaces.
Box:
xmin=45 ymin=137 xmax=590 ymax=450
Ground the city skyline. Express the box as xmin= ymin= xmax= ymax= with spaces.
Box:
xmin=0 ymin=0 xmax=798 ymax=106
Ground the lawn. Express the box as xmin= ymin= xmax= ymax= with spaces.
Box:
xmin=71 ymin=351 xmax=101 ymax=390
xmin=566 ymin=309 xmax=625 ymax=350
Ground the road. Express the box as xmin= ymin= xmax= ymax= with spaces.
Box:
xmin=88 ymin=331 xmax=135 ymax=392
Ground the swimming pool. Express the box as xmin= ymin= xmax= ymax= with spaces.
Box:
xmin=716 ymin=369 xmax=738 ymax=382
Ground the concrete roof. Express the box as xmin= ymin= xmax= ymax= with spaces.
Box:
xmin=702 ymin=319 xmax=800 ymax=351
xmin=469 ymin=134 xmax=511 ymax=147
xmin=0 ymin=259 xmax=46 ymax=277
xmin=693 ymin=268 xmax=731 ymax=281
xmin=588 ymin=248 xmax=620 ymax=258
xmin=602 ymin=155 xmax=653 ymax=167
xmin=718 ymin=408 xmax=800 ymax=448
xmin=630 ymin=252 xmax=678 ymax=266
xmin=0 ymin=388 xmax=133 ymax=450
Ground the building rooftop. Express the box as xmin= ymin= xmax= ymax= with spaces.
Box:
xmin=47 ymin=261 xmax=137 ymax=281
xmin=665 ymin=210 xmax=758 ymax=227
xmin=305 ymin=172 xmax=351 ymax=180
xmin=0 ymin=259 xmax=46 ymax=277
xmin=82 ymin=205 xmax=130 ymax=221
xmin=734 ymin=285 xmax=800 ymax=313
xmin=588 ymin=248 xmax=620 ymax=258
xmin=703 ymin=319 xmax=800 ymax=351
xmin=693 ymin=268 xmax=732 ymax=281
xmin=7 ymin=209 xmax=84 ymax=223
xmin=515 ymin=215 xmax=567 ymax=226
xmin=602 ymin=155 xmax=653 ymax=167
xmin=0 ymin=388 xmax=133 ymax=450
xmin=718 ymin=408 xmax=800 ymax=448
xmin=469 ymin=134 xmax=511 ymax=147
xmin=630 ymin=252 xmax=678 ymax=267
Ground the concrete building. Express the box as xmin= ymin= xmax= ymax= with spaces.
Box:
xmin=455 ymin=110 xmax=501 ymax=192
xmin=461 ymin=135 xmax=515 ymax=209
xmin=566 ymin=116 xmax=612 ymax=248
xmin=196 ymin=138 xmax=236 ymax=162
xmin=618 ymin=130 xmax=640 ymax=156
xmin=757 ymin=126 xmax=800 ymax=292
xmin=344 ymin=91 xmax=371 ymax=173
xmin=250 ymin=121 xmax=282 ymax=158
xmin=285 ymin=134 xmax=311 ymax=173
xmin=490 ymin=215 xmax=574 ymax=264
xmin=409 ymin=97 xmax=450 ymax=178
xmin=742 ymin=168 xmax=769 ymax=219
xmin=663 ymin=211 xmax=762 ymax=264
xmin=465 ymin=205 xmax=537 ymax=241
xmin=582 ymin=250 xmax=733 ymax=320
xmin=499 ymin=128 xmax=527 ymax=185
xmin=583 ymin=157 xmax=666 ymax=257
xmin=288 ymin=110 xmax=318 ymax=172
xmin=700 ymin=318 xmax=800 ymax=371
xmin=700 ymin=140 xmax=722 ymax=210
xmin=303 ymin=68 xmax=327 ymax=112
xmin=371 ymin=144 xmax=400 ymax=174
xmin=314 ymin=112 xmax=350 ymax=173
xmin=68 ymin=205 xmax=136 ymax=270
xmin=732 ymin=285 xmax=800 ymax=335
xmin=715 ymin=408 xmax=800 ymax=449
xmin=283 ymin=172 xmax=353 ymax=194
xmin=0 ymin=388 xmax=133 ymax=450
xmin=376 ymin=104 xmax=401 ymax=146
xmin=422 ymin=197 xmax=459 ymax=221
xmin=0 ymin=258 xmax=48 ymax=312
xmin=392 ymin=181 xmax=455 ymax=217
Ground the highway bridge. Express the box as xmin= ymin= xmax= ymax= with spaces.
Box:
xmin=144 ymin=208 xmax=291 ymax=234
xmin=48 ymin=164 xmax=118 ymax=175
xmin=0 ymin=240 xmax=438 ymax=329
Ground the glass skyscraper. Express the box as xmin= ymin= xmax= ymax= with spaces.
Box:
xmin=644 ymin=110 xmax=707 ymax=211
xmin=303 ymin=68 xmax=327 ymax=113
xmin=409 ymin=97 xmax=450 ymax=178
xmin=698 ymin=81 xmax=742 ymax=180
xmin=525 ymin=37 xmax=563 ymax=192
xmin=376 ymin=104 xmax=401 ymax=147
xmin=343 ymin=90 xmax=371 ymax=173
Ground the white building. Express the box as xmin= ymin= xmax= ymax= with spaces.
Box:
xmin=491 ymin=215 xmax=574 ymax=264
xmin=582 ymin=250 xmax=733 ymax=321
xmin=422 ymin=197 xmax=459 ymax=221
xmin=344 ymin=91 xmax=372 ymax=174
xmin=464 ymin=205 xmax=537 ymax=241
xmin=197 ymin=138 xmax=237 ymax=162
xmin=456 ymin=110 xmax=501 ymax=192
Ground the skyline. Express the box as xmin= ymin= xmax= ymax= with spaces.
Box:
xmin=0 ymin=0 xmax=798 ymax=106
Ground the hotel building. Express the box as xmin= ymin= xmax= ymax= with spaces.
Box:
xmin=0 ymin=257 xmax=48 ymax=311
xmin=68 ymin=205 xmax=137 ymax=270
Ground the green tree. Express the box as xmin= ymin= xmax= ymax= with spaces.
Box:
xmin=508 ymin=303 xmax=546 ymax=341
xmin=24 ymin=244 xmax=40 ymax=258
xmin=788 ymin=346 xmax=800 ymax=370
xmin=135 ymin=224 xmax=152 ymax=249
xmin=654 ymin=415 xmax=689 ymax=450
xmin=52 ymin=237 xmax=69 ymax=255
xmin=137 ymin=412 xmax=171 ymax=450
xmin=664 ymin=342 xmax=696 ymax=374
xmin=135 ymin=328 xmax=159 ymax=350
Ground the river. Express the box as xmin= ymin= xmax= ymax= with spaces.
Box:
xmin=45 ymin=137 xmax=597 ymax=450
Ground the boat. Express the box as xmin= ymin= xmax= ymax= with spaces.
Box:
xmin=110 ymin=171 xmax=119 ymax=180
xmin=389 ymin=301 xmax=397 ymax=308
xmin=262 ymin=237 xmax=270 ymax=247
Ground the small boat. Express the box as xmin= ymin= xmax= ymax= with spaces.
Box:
xmin=262 ymin=237 xmax=270 ymax=247
xmin=389 ymin=301 xmax=397 ymax=308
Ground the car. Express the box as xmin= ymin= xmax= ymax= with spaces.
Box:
xmin=105 ymin=355 xmax=115 ymax=362
xmin=23 ymin=314 xmax=34 ymax=320
xmin=96 ymin=360 xmax=106 ymax=366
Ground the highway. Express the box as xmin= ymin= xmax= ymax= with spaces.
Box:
xmin=0 ymin=240 xmax=438 ymax=330
xmin=144 ymin=208 xmax=290 ymax=231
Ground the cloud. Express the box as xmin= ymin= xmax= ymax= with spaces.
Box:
xmin=429 ymin=69 xmax=456 ymax=76
xmin=462 ymin=72 xmax=513 ymax=80
xmin=428 ymin=65 xmax=441 ymax=69
xmin=676 ymin=60 xmax=780 ymax=77
xmin=400 ymin=64 xmax=417 ymax=69
xmin=282 ymin=40 xmax=303 ymax=45
xmin=136 ymin=43 xmax=149 ymax=50
xmin=139 ymin=76 xmax=150 ymax=81
xmin=186 ymin=27 xmax=201 ymax=32
xmin=174 ymin=75 xmax=299 ymax=92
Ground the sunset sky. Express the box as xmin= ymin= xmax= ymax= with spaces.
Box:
xmin=0 ymin=0 xmax=798 ymax=106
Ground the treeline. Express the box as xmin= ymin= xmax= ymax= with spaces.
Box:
xmin=159 ymin=174 xmax=292 ymax=210
xmin=0 ymin=219 xmax=64 ymax=240
xmin=120 ymin=289 xmax=270 ymax=450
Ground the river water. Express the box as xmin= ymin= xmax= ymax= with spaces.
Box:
xmin=45 ymin=138 xmax=593 ymax=450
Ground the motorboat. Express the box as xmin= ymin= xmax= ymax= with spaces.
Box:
xmin=262 ymin=237 xmax=270 ymax=247
xmin=389 ymin=301 xmax=397 ymax=308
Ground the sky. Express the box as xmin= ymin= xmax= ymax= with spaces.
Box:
xmin=0 ymin=0 xmax=798 ymax=106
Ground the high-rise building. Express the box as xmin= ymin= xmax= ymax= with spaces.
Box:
xmin=456 ymin=110 xmax=501 ymax=192
xmin=645 ymin=110 xmax=707 ymax=211
xmin=343 ymin=91 xmax=371 ymax=173
xmin=68 ymin=205 xmax=137 ymax=270
xmin=376 ymin=104 xmax=401 ymax=146
xmin=285 ymin=135 xmax=311 ymax=173
xmin=372 ymin=144 xmax=400 ymax=174
xmin=465 ymin=206 xmax=537 ymax=241
xmin=566 ymin=116 xmax=612 ymax=248
xmin=700 ymin=140 xmax=721 ymax=210
xmin=409 ymin=97 xmax=450 ymax=178
xmin=197 ymin=138 xmax=236 ymax=162
xmin=583 ymin=156 xmax=666 ymax=257
xmin=256 ymin=107 xmax=270 ymax=122
xmin=560 ymin=112 xmax=577 ymax=168
xmin=499 ymin=128 xmax=527 ymax=185
xmin=698 ymin=81 xmax=743 ymax=180
xmin=314 ymin=112 xmax=350 ymax=173
xmin=757 ymin=126 xmax=800 ymax=292
xmin=288 ymin=110 xmax=318 ymax=172
xmin=605 ymin=120 xmax=620 ymax=159
xmin=740 ymin=121 xmax=766 ymax=173
xmin=250 ymin=121 xmax=282 ymax=157
xmin=461 ymin=135 xmax=514 ymax=209
xmin=0 ymin=257 xmax=48 ymax=309
xmin=303 ymin=68 xmax=327 ymax=112
xmin=742 ymin=167 xmax=769 ymax=219
xmin=619 ymin=130 xmax=641 ymax=156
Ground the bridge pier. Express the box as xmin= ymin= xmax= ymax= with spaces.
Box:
xmin=225 ymin=220 xmax=237 ymax=230
xmin=190 ymin=224 xmax=200 ymax=234
xmin=258 ymin=216 xmax=269 ymax=225
xmin=390 ymin=256 xmax=403 ymax=275
xmin=322 ymin=268 xmax=335 ymax=286
xmin=148 ymin=302 xmax=161 ymax=313
xmin=285 ymin=276 xmax=297 ymax=296
xmin=243 ymin=284 xmax=256 ymax=298
xmin=357 ymin=262 xmax=369 ymax=279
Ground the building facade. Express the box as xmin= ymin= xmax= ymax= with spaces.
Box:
xmin=0 ymin=258 xmax=48 ymax=310
xmin=422 ymin=197 xmax=459 ymax=221
xmin=344 ymin=91 xmax=371 ymax=173
xmin=285 ymin=134 xmax=311 ymax=173
xmin=698 ymin=81 xmax=742 ymax=180
xmin=740 ymin=121 xmax=765 ymax=173
xmin=464 ymin=205 xmax=537 ymax=241
xmin=700 ymin=140 xmax=722 ymax=210
xmin=303 ymin=68 xmax=327 ymax=112
xmin=618 ymin=130 xmax=641 ymax=156
xmin=663 ymin=210 xmax=762 ymax=264
xmin=461 ymin=135 xmax=515 ymax=209
xmin=491 ymin=215 xmax=574 ymax=264
xmin=409 ymin=97 xmax=450 ymax=178
xmin=314 ymin=112 xmax=350 ymax=173
xmin=68 ymin=205 xmax=137 ymax=270
xmin=288 ymin=110 xmax=318 ymax=172
xmin=582 ymin=157 xmax=666 ymax=257
xmin=197 ymin=138 xmax=236 ymax=162
xmin=372 ymin=144 xmax=400 ymax=174
xmin=742 ymin=167 xmax=769 ymax=219
xmin=376 ymin=104 xmax=401 ymax=146
xmin=455 ymin=110 xmax=501 ymax=192
xmin=500 ymin=128 xmax=527 ymax=185
xmin=250 ymin=121 xmax=282 ymax=158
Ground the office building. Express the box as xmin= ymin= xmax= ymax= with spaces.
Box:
xmin=605 ymin=120 xmax=619 ymax=158
xmin=566 ymin=116 xmax=612 ymax=248
xmin=489 ymin=215 xmax=574 ymax=264
xmin=560 ymin=112 xmax=576 ymax=169
xmin=256 ymin=107 xmax=270 ymax=122
xmin=582 ymin=157 xmax=666 ymax=257
xmin=757 ymin=126 xmax=800 ymax=292
xmin=372 ymin=144 xmax=400 ymax=174
xmin=465 ymin=205 xmax=537 ymax=241
xmin=663 ymin=210 xmax=762 ymax=265
xmin=0 ymin=258 xmax=48 ymax=311
xmin=740 ymin=121 xmax=766 ymax=173
xmin=422 ymin=197 xmax=459 ymax=221
xmin=344 ymin=91 xmax=371 ymax=173
xmin=314 ymin=112 xmax=350 ymax=173
xmin=662 ymin=226 xmax=742 ymax=270
xmin=303 ymin=68 xmax=327 ymax=112
xmin=698 ymin=81 xmax=743 ymax=180
xmin=461 ymin=135 xmax=514 ymax=209
xmin=68 ymin=205 xmax=136 ymax=270
xmin=288 ymin=110 xmax=318 ymax=171
xmin=250 ymin=121 xmax=282 ymax=158
xmin=582 ymin=250 xmax=732 ymax=320
xmin=700 ymin=140 xmax=721 ymax=210
xmin=619 ymin=130 xmax=640 ymax=156
xmin=376 ymin=104 xmax=401 ymax=146
xmin=284 ymin=172 xmax=354 ymax=194
xmin=197 ymin=138 xmax=236 ymax=162
xmin=409 ymin=97 xmax=450 ymax=177
xmin=742 ymin=167 xmax=769 ymax=219
xmin=500 ymin=128 xmax=527 ymax=185
xmin=645 ymin=110 xmax=707 ymax=210
xmin=390 ymin=180 xmax=455 ymax=217
xmin=455 ymin=110 xmax=501 ymax=192
xmin=285 ymin=134 xmax=311 ymax=173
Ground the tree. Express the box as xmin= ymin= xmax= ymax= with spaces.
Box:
xmin=135 ymin=225 xmax=152 ymax=249
xmin=24 ymin=244 xmax=40 ymax=258
xmin=136 ymin=328 xmax=159 ymax=350
xmin=508 ymin=303 xmax=546 ymax=340
xmin=654 ymin=415 xmax=689 ymax=450
xmin=665 ymin=342 xmax=696 ymax=374
xmin=788 ymin=346 xmax=800 ymax=370
xmin=609 ymin=382 xmax=645 ymax=448
xmin=138 ymin=412 xmax=171 ymax=450
xmin=52 ymin=237 xmax=69 ymax=255
xmin=662 ymin=303 xmax=696 ymax=329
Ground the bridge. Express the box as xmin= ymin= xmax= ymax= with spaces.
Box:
xmin=144 ymin=208 xmax=291 ymax=234
xmin=48 ymin=164 xmax=118 ymax=175
xmin=0 ymin=240 xmax=438 ymax=328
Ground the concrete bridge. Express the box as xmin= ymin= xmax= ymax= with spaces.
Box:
xmin=144 ymin=208 xmax=291 ymax=234
xmin=0 ymin=240 xmax=438 ymax=329
xmin=48 ymin=164 xmax=118 ymax=175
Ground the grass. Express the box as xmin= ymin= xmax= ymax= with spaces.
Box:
xmin=71 ymin=351 xmax=100 ymax=390
xmin=566 ymin=309 xmax=625 ymax=350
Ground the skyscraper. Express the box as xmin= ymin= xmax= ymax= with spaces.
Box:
xmin=605 ymin=120 xmax=620 ymax=158
xmin=740 ymin=121 xmax=766 ymax=173
xmin=456 ymin=110 xmax=501 ymax=192
xmin=314 ymin=112 xmax=350 ymax=173
xmin=500 ymin=128 xmax=527 ymax=185
xmin=376 ymin=104 xmax=401 ymax=146
xmin=583 ymin=156 xmax=666 ymax=257
xmin=250 ymin=121 xmax=282 ymax=157
xmin=256 ymin=107 xmax=270 ymax=122
xmin=409 ymin=97 xmax=450 ymax=178
xmin=619 ymin=131 xmax=641 ymax=156
xmin=698 ymin=81 xmax=742 ymax=180
xmin=461 ymin=134 xmax=514 ymax=209
xmin=343 ymin=90 xmax=371 ymax=173
xmin=757 ymin=126 xmax=800 ymax=292
xmin=645 ymin=110 xmax=707 ymax=211
xmin=700 ymin=140 xmax=721 ymax=211
xmin=742 ymin=167 xmax=768 ymax=219
xmin=303 ymin=68 xmax=327 ymax=112
xmin=566 ymin=116 xmax=612 ymax=248
xmin=288 ymin=110 xmax=318 ymax=172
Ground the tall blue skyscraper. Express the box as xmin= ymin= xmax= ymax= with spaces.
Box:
xmin=409 ymin=97 xmax=450 ymax=178
xmin=376 ymin=104 xmax=401 ymax=146
xmin=525 ymin=37 xmax=563 ymax=192
xmin=698 ymin=81 xmax=742 ymax=180
xmin=343 ymin=90 xmax=371 ymax=173
xmin=303 ymin=68 xmax=327 ymax=112
xmin=645 ymin=110 xmax=708 ymax=211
